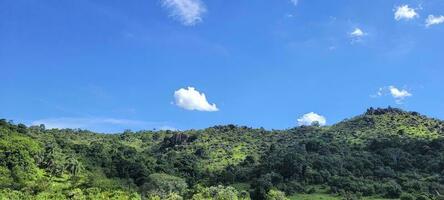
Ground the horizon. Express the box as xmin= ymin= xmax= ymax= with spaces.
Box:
xmin=3 ymin=106 xmax=441 ymax=133
xmin=1 ymin=0 xmax=444 ymax=133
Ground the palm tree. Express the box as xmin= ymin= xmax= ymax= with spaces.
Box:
xmin=65 ymin=155 xmax=82 ymax=177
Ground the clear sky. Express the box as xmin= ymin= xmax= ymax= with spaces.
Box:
xmin=1 ymin=0 xmax=444 ymax=133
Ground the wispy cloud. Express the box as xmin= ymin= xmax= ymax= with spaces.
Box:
xmin=290 ymin=0 xmax=298 ymax=7
xmin=373 ymin=86 xmax=412 ymax=104
xmin=425 ymin=15 xmax=444 ymax=27
xmin=31 ymin=118 xmax=173 ymax=133
xmin=158 ymin=125 xmax=178 ymax=131
xmin=297 ymin=112 xmax=326 ymax=126
xmin=394 ymin=5 xmax=418 ymax=21
xmin=174 ymin=87 xmax=218 ymax=112
xmin=161 ymin=0 xmax=207 ymax=26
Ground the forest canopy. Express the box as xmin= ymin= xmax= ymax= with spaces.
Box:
xmin=1 ymin=107 xmax=444 ymax=200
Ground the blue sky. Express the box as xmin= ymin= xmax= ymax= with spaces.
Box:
xmin=1 ymin=0 xmax=444 ymax=133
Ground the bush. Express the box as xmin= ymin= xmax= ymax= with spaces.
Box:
xmin=415 ymin=194 xmax=431 ymax=200
xmin=382 ymin=181 xmax=402 ymax=198
xmin=400 ymin=193 xmax=415 ymax=200
xmin=266 ymin=189 xmax=288 ymax=200
xmin=0 ymin=189 xmax=31 ymax=200
xmin=191 ymin=185 xmax=249 ymax=200
xmin=142 ymin=173 xmax=188 ymax=198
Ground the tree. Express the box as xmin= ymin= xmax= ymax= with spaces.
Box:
xmin=142 ymin=173 xmax=188 ymax=198
xmin=191 ymin=185 xmax=250 ymax=200
xmin=265 ymin=189 xmax=288 ymax=200
xmin=400 ymin=193 xmax=415 ymax=200
xmin=65 ymin=155 xmax=83 ymax=177
xmin=382 ymin=181 xmax=402 ymax=198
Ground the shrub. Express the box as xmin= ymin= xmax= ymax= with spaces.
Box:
xmin=382 ymin=181 xmax=402 ymax=198
xmin=266 ymin=189 xmax=288 ymax=200
xmin=400 ymin=193 xmax=415 ymax=200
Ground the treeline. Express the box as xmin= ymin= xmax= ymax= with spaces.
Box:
xmin=1 ymin=108 xmax=444 ymax=199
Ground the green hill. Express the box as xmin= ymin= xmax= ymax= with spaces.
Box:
xmin=330 ymin=107 xmax=444 ymax=143
xmin=1 ymin=108 xmax=444 ymax=200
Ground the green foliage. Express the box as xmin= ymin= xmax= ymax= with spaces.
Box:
xmin=191 ymin=185 xmax=250 ymax=200
xmin=399 ymin=193 xmax=415 ymax=200
xmin=289 ymin=193 xmax=341 ymax=200
xmin=142 ymin=173 xmax=188 ymax=198
xmin=0 ymin=129 xmax=43 ymax=189
xmin=266 ymin=189 xmax=288 ymax=200
xmin=0 ymin=189 xmax=32 ymax=200
xmin=1 ymin=108 xmax=444 ymax=199
xmin=379 ymin=180 xmax=402 ymax=198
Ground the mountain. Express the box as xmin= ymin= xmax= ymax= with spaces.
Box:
xmin=1 ymin=108 xmax=444 ymax=200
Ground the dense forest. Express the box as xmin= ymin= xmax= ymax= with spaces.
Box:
xmin=1 ymin=107 xmax=444 ymax=200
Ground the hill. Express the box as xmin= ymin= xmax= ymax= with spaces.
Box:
xmin=1 ymin=108 xmax=444 ymax=200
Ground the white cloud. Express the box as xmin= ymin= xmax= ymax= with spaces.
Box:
xmin=373 ymin=86 xmax=412 ymax=104
xmin=389 ymin=86 xmax=412 ymax=100
xmin=394 ymin=5 xmax=418 ymax=21
xmin=350 ymin=28 xmax=366 ymax=37
xmin=158 ymin=125 xmax=178 ymax=131
xmin=349 ymin=28 xmax=366 ymax=43
xmin=297 ymin=112 xmax=326 ymax=126
xmin=161 ymin=0 xmax=206 ymax=26
xmin=290 ymin=0 xmax=298 ymax=7
xmin=426 ymin=15 xmax=444 ymax=27
xmin=376 ymin=87 xmax=384 ymax=96
xmin=174 ymin=87 xmax=218 ymax=112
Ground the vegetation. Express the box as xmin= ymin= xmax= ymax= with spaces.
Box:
xmin=1 ymin=107 xmax=444 ymax=199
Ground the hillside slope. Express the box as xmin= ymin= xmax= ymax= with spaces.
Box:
xmin=1 ymin=108 xmax=444 ymax=200
xmin=330 ymin=107 xmax=444 ymax=143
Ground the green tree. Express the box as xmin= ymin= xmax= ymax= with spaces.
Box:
xmin=65 ymin=155 xmax=83 ymax=177
xmin=142 ymin=173 xmax=188 ymax=198
xmin=192 ymin=185 xmax=250 ymax=200
xmin=265 ymin=189 xmax=288 ymax=200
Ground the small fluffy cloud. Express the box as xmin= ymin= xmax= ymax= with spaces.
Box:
xmin=350 ymin=28 xmax=365 ymax=37
xmin=161 ymin=0 xmax=206 ymax=26
xmin=389 ymin=86 xmax=412 ymax=100
xmin=174 ymin=87 xmax=218 ymax=112
xmin=373 ymin=86 xmax=412 ymax=104
xmin=394 ymin=5 xmax=418 ymax=21
xmin=349 ymin=28 xmax=366 ymax=43
xmin=297 ymin=112 xmax=326 ymax=126
xmin=426 ymin=15 xmax=444 ymax=27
